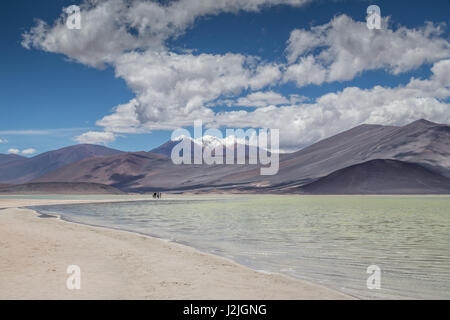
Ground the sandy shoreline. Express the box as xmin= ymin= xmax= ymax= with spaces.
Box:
xmin=0 ymin=198 xmax=352 ymax=300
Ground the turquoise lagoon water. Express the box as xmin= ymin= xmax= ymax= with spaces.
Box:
xmin=27 ymin=195 xmax=450 ymax=299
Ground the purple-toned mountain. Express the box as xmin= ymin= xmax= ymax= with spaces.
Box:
xmin=0 ymin=144 xmax=123 ymax=184
xmin=220 ymin=119 xmax=450 ymax=190
xmin=0 ymin=154 xmax=26 ymax=166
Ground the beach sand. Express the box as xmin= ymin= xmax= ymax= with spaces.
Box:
xmin=0 ymin=199 xmax=352 ymax=300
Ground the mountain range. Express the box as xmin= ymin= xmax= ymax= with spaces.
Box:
xmin=0 ymin=144 xmax=123 ymax=184
xmin=0 ymin=119 xmax=449 ymax=194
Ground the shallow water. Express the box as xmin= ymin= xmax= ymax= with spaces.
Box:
xmin=30 ymin=195 xmax=450 ymax=299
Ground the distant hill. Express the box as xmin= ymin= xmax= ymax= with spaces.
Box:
xmin=0 ymin=154 xmax=26 ymax=166
xmin=0 ymin=144 xmax=123 ymax=184
xmin=150 ymin=140 xmax=181 ymax=158
xmin=299 ymin=159 xmax=450 ymax=194
xmin=0 ymin=182 xmax=125 ymax=195
xmin=33 ymin=152 xmax=169 ymax=190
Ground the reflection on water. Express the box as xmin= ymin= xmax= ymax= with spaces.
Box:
xmin=31 ymin=195 xmax=450 ymax=299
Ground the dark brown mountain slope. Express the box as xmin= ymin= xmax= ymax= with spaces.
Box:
xmin=299 ymin=159 xmax=450 ymax=194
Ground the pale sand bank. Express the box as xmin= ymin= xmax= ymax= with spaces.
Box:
xmin=0 ymin=199 xmax=352 ymax=300
xmin=0 ymin=197 xmax=155 ymax=209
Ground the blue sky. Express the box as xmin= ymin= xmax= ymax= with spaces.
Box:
xmin=1 ymin=0 xmax=449 ymax=155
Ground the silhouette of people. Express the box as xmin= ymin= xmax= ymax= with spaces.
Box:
xmin=153 ymin=192 xmax=162 ymax=199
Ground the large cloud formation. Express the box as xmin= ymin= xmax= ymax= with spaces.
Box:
xmin=22 ymin=0 xmax=450 ymax=149
xmin=214 ymin=59 xmax=450 ymax=150
xmin=284 ymin=15 xmax=450 ymax=85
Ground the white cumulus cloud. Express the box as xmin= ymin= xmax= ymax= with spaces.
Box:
xmin=22 ymin=0 xmax=310 ymax=68
xmin=21 ymin=148 xmax=37 ymax=155
xmin=7 ymin=148 xmax=38 ymax=155
xmin=97 ymin=51 xmax=282 ymax=131
xmin=235 ymin=91 xmax=290 ymax=107
xmin=284 ymin=15 xmax=450 ymax=86
xmin=7 ymin=148 xmax=20 ymax=154
xmin=75 ymin=131 xmax=116 ymax=145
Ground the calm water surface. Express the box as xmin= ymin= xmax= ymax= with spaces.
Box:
xmin=30 ymin=195 xmax=450 ymax=299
